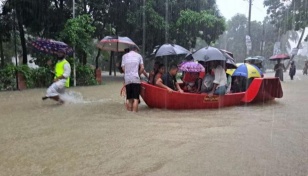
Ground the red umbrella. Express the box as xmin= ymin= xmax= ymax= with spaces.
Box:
xmin=269 ymin=54 xmax=290 ymax=61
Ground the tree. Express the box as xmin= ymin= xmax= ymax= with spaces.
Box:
xmin=60 ymin=14 xmax=96 ymax=65
xmin=175 ymin=9 xmax=225 ymax=48
xmin=264 ymin=0 xmax=308 ymax=65
xmin=0 ymin=12 xmax=12 ymax=67
xmin=214 ymin=14 xmax=278 ymax=62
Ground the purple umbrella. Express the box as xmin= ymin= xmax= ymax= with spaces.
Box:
xmin=30 ymin=38 xmax=74 ymax=55
xmin=178 ymin=62 xmax=205 ymax=73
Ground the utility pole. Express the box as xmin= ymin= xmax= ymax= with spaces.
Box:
xmin=73 ymin=0 xmax=76 ymax=86
xmin=13 ymin=6 xmax=19 ymax=90
xmin=142 ymin=0 xmax=146 ymax=57
xmin=260 ymin=21 xmax=265 ymax=56
xmin=247 ymin=0 xmax=252 ymax=57
xmin=248 ymin=0 xmax=252 ymax=37
xmin=165 ymin=0 xmax=169 ymax=43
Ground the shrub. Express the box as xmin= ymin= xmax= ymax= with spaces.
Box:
xmin=0 ymin=63 xmax=97 ymax=91
xmin=74 ymin=64 xmax=97 ymax=86
xmin=0 ymin=65 xmax=17 ymax=90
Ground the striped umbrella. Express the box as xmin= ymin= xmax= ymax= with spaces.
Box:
xmin=97 ymin=36 xmax=139 ymax=52
xmin=232 ymin=63 xmax=263 ymax=78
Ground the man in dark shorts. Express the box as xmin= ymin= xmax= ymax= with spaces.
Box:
xmin=121 ymin=45 xmax=144 ymax=112
xmin=159 ymin=65 xmax=183 ymax=93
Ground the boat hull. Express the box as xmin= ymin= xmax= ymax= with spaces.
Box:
xmin=140 ymin=77 xmax=283 ymax=110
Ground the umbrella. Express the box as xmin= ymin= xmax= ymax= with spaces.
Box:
xmin=97 ymin=36 xmax=138 ymax=52
xmin=154 ymin=44 xmax=190 ymax=57
xmin=178 ymin=61 xmax=205 ymax=73
xmin=245 ymin=56 xmax=264 ymax=63
xmin=269 ymin=54 xmax=290 ymax=61
xmin=30 ymin=38 xmax=74 ymax=55
xmin=220 ymin=49 xmax=237 ymax=69
xmin=226 ymin=63 xmax=243 ymax=75
xmin=193 ymin=46 xmax=225 ymax=62
xmin=220 ymin=49 xmax=234 ymax=58
xmin=232 ymin=63 xmax=263 ymax=78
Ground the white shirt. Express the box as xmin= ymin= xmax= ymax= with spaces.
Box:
xmin=121 ymin=51 xmax=144 ymax=85
xmin=213 ymin=65 xmax=227 ymax=88
xmin=63 ymin=63 xmax=71 ymax=78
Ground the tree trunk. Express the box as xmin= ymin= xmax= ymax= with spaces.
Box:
xmin=95 ymin=49 xmax=101 ymax=69
xmin=16 ymin=9 xmax=27 ymax=65
xmin=109 ymin=52 xmax=113 ymax=75
xmin=83 ymin=0 xmax=87 ymax=13
xmin=60 ymin=0 xmax=64 ymax=10
xmin=0 ymin=35 xmax=4 ymax=68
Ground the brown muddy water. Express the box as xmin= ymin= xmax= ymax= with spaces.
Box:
xmin=0 ymin=71 xmax=307 ymax=176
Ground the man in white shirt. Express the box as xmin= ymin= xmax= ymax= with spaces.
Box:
xmin=42 ymin=50 xmax=71 ymax=103
xmin=121 ymin=45 xmax=144 ymax=112
xmin=208 ymin=61 xmax=227 ymax=96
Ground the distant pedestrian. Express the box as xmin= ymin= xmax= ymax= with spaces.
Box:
xmin=303 ymin=61 xmax=308 ymax=75
xmin=121 ymin=45 xmax=144 ymax=112
xmin=274 ymin=60 xmax=286 ymax=81
xmin=289 ymin=61 xmax=296 ymax=80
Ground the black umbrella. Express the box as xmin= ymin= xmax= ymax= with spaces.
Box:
xmin=193 ymin=46 xmax=225 ymax=62
xmin=193 ymin=46 xmax=237 ymax=69
xmin=154 ymin=44 xmax=190 ymax=57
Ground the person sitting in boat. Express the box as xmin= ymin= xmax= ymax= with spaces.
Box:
xmin=157 ymin=64 xmax=184 ymax=93
xmin=208 ymin=61 xmax=227 ymax=96
xmin=182 ymin=72 xmax=200 ymax=93
xmin=226 ymin=72 xmax=232 ymax=94
xmin=200 ymin=67 xmax=214 ymax=93
xmin=148 ymin=61 xmax=160 ymax=84
xmin=231 ymin=76 xmax=247 ymax=93
xmin=153 ymin=64 xmax=165 ymax=85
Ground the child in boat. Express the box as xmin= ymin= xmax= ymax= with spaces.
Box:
xmin=182 ymin=72 xmax=200 ymax=92
xmin=200 ymin=66 xmax=214 ymax=93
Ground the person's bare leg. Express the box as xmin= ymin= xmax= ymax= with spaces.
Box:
xmin=132 ymin=99 xmax=139 ymax=112
xmin=125 ymin=100 xmax=130 ymax=111
xmin=127 ymin=99 xmax=133 ymax=111
xmin=48 ymin=96 xmax=64 ymax=104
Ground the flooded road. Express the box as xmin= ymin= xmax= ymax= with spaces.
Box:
xmin=0 ymin=71 xmax=307 ymax=176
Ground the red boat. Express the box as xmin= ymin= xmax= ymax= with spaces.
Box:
xmin=140 ymin=77 xmax=283 ymax=109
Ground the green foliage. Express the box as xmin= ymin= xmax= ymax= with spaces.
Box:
xmin=75 ymin=64 xmax=97 ymax=86
xmin=0 ymin=62 xmax=97 ymax=91
xmin=264 ymin=0 xmax=308 ymax=31
xmin=60 ymin=14 xmax=96 ymax=55
xmin=15 ymin=64 xmax=34 ymax=88
xmin=31 ymin=67 xmax=54 ymax=88
xmin=176 ymin=10 xmax=226 ymax=47
xmin=0 ymin=64 xmax=17 ymax=90
xmin=0 ymin=64 xmax=35 ymax=90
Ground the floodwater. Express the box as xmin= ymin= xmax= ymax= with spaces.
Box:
xmin=0 ymin=71 xmax=307 ymax=176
